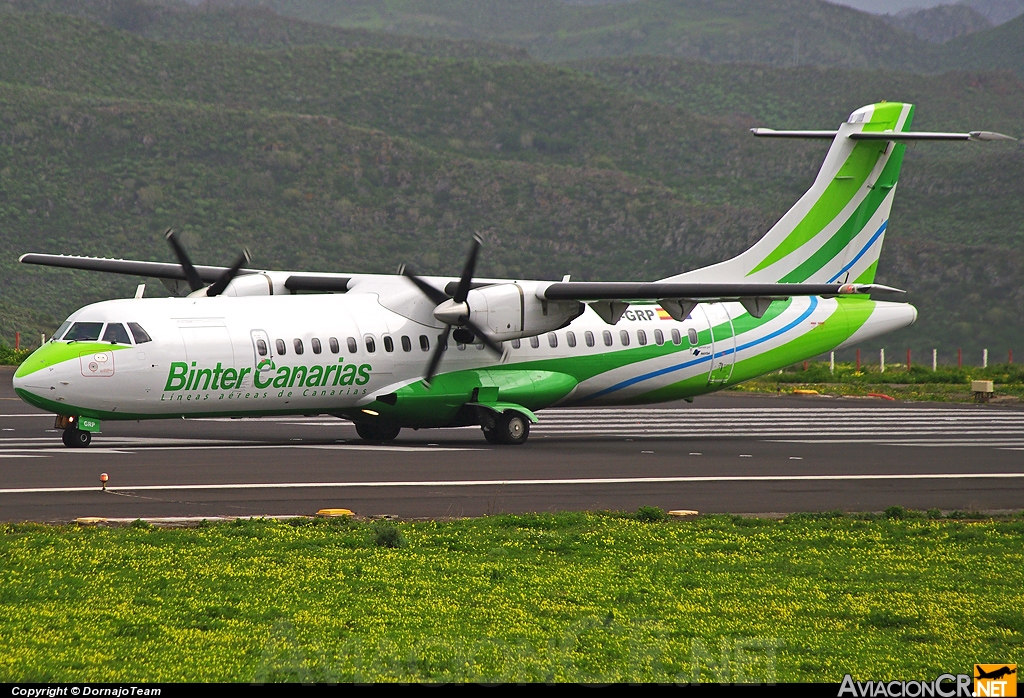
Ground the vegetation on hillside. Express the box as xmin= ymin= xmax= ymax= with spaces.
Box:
xmin=0 ymin=0 xmax=531 ymax=60
xmin=0 ymin=7 xmax=1021 ymax=357
xmin=227 ymin=0 xmax=946 ymax=68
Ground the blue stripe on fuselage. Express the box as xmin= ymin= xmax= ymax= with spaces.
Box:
xmin=578 ymin=297 xmax=819 ymax=402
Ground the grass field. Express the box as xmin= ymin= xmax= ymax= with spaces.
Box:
xmin=731 ymin=361 xmax=1024 ymax=403
xmin=1 ymin=511 xmax=1021 ymax=682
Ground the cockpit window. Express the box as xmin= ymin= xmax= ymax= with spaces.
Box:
xmin=128 ymin=322 xmax=152 ymax=344
xmin=102 ymin=323 xmax=132 ymax=345
xmin=63 ymin=322 xmax=103 ymax=342
xmin=52 ymin=321 xmax=71 ymax=342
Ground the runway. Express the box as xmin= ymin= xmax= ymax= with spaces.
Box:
xmin=1 ymin=366 xmax=1022 ymax=521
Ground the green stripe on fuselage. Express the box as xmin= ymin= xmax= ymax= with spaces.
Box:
xmin=14 ymin=342 xmax=133 ymax=378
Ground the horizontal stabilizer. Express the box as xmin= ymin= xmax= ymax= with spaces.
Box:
xmin=752 ymin=128 xmax=1016 ymax=142
xmin=539 ymin=281 xmax=904 ymax=302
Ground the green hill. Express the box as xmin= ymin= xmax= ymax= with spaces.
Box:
xmin=938 ymin=12 xmax=1024 ymax=76
xmin=0 ymin=0 xmax=530 ymax=60
xmin=0 ymin=10 xmax=1021 ymax=359
xmin=229 ymin=0 xmax=943 ymax=68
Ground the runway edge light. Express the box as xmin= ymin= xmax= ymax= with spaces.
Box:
xmin=668 ymin=510 xmax=699 ymax=518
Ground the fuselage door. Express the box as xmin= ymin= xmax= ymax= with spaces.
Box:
xmin=250 ymin=329 xmax=274 ymax=381
xmin=701 ymin=303 xmax=736 ymax=385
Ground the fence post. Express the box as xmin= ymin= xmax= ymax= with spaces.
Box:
xmin=856 ymin=348 xmax=861 ymax=372
xmin=830 ymin=351 xmax=835 ymax=375
xmin=14 ymin=332 xmax=19 ymax=351
xmin=958 ymin=348 xmax=962 ymax=369
xmin=1011 ymin=349 xmax=1014 ymax=365
xmin=932 ymin=348 xmax=937 ymax=372
xmin=880 ymin=348 xmax=885 ymax=373
xmin=983 ymin=348 xmax=988 ymax=369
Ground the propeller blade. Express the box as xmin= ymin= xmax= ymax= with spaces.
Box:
xmin=206 ymin=249 xmax=252 ymax=297
xmin=401 ymin=267 xmax=450 ymax=305
xmin=452 ymin=234 xmax=483 ymax=304
xmin=164 ymin=228 xmax=205 ymax=293
xmin=422 ymin=326 xmax=451 ymax=388
xmin=463 ymin=319 xmax=503 ymax=355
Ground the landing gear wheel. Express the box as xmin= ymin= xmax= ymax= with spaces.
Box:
xmin=482 ymin=427 xmax=503 ymax=445
xmin=495 ymin=411 xmax=530 ymax=445
xmin=355 ymin=422 xmax=401 ymax=442
xmin=62 ymin=428 xmax=91 ymax=448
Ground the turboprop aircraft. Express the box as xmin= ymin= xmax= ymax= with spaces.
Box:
xmin=13 ymin=102 xmax=1014 ymax=447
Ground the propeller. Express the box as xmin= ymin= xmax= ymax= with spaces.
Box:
xmin=402 ymin=235 xmax=503 ymax=387
xmin=164 ymin=228 xmax=251 ymax=297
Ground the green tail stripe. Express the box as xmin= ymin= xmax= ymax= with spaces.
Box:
xmin=853 ymin=260 xmax=878 ymax=284
xmin=778 ymin=144 xmax=905 ymax=284
xmin=748 ymin=142 xmax=887 ymax=275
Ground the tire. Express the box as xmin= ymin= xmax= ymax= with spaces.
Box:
xmin=355 ymin=422 xmax=401 ymax=442
xmin=482 ymin=427 xmax=503 ymax=444
xmin=62 ymin=429 xmax=91 ymax=448
xmin=495 ymin=411 xmax=530 ymax=445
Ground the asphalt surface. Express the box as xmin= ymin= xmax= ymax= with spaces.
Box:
xmin=1 ymin=366 xmax=1022 ymax=521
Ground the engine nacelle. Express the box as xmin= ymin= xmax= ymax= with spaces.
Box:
xmin=221 ymin=273 xmax=278 ymax=297
xmin=462 ymin=283 xmax=583 ymax=341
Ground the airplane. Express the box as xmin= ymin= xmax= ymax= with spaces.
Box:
xmin=12 ymin=101 xmax=1014 ymax=448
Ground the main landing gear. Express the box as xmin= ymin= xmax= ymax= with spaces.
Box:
xmin=355 ymin=422 xmax=402 ymax=443
xmin=61 ymin=428 xmax=92 ymax=448
xmin=481 ymin=410 xmax=530 ymax=446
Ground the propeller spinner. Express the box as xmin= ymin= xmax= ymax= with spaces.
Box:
xmin=402 ymin=235 xmax=503 ymax=387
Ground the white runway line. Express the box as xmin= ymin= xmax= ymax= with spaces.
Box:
xmin=2 ymin=472 xmax=1024 ymax=495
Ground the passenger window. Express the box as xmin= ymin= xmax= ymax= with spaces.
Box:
xmin=671 ymin=329 xmax=681 ymax=346
xmin=511 ymin=338 xmax=521 ymax=349
xmin=311 ymin=338 xmax=322 ymax=354
xmin=347 ymin=337 xmax=358 ymax=353
xmin=329 ymin=337 xmax=339 ymax=353
xmin=566 ymin=331 xmax=576 ymax=348
xmin=584 ymin=331 xmax=594 ymax=347
xmin=64 ymin=322 xmax=103 ymax=342
xmin=365 ymin=335 xmax=376 ymax=353
xmin=102 ymin=323 xmax=132 ymax=345
xmin=619 ymin=330 xmax=630 ymax=346
xmin=654 ymin=329 xmax=664 ymax=346
xmin=293 ymin=339 xmax=304 ymax=355
xmin=476 ymin=342 xmax=485 ymax=350
xmin=128 ymin=322 xmax=152 ymax=344
xmin=383 ymin=335 xmax=394 ymax=352
xmin=401 ymin=336 xmax=412 ymax=352
xmin=688 ymin=328 xmax=699 ymax=345
xmin=276 ymin=339 xmax=287 ymax=355
xmin=457 ymin=341 xmax=466 ymax=351
xmin=548 ymin=332 xmax=558 ymax=348
xmin=419 ymin=335 xmax=430 ymax=352
xmin=637 ymin=329 xmax=647 ymax=346
xmin=256 ymin=339 xmax=268 ymax=357
xmin=530 ymin=336 xmax=540 ymax=349
xmin=602 ymin=330 xmax=613 ymax=346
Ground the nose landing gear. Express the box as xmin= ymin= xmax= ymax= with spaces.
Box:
xmin=61 ymin=428 xmax=92 ymax=448
xmin=55 ymin=415 xmax=95 ymax=448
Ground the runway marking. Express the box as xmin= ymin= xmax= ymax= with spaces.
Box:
xmin=1 ymin=472 xmax=1024 ymax=495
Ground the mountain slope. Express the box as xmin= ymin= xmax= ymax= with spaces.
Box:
xmin=938 ymin=11 xmax=1024 ymax=76
xmin=0 ymin=10 xmax=1020 ymax=356
xmin=228 ymin=0 xmax=943 ymax=68
xmin=0 ymin=0 xmax=530 ymax=60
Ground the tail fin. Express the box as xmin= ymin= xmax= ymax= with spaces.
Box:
xmin=665 ymin=102 xmax=914 ymax=285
